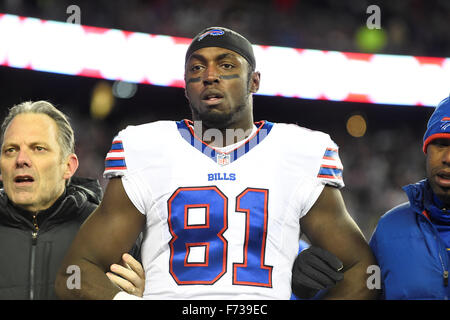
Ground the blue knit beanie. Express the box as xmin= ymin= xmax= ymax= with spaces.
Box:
xmin=423 ymin=95 xmax=450 ymax=154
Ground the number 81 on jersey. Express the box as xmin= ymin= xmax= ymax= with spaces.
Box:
xmin=167 ymin=186 xmax=273 ymax=287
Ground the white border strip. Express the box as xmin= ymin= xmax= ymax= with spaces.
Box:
xmin=0 ymin=13 xmax=448 ymax=107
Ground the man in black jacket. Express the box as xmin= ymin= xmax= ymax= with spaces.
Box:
xmin=0 ymin=101 xmax=143 ymax=299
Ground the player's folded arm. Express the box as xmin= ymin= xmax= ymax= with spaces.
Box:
xmin=55 ymin=177 xmax=145 ymax=300
xmin=299 ymin=185 xmax=379 ymax=299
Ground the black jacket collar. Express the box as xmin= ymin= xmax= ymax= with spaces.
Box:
xmin=0 ymin=177 xmax=102 ymax=231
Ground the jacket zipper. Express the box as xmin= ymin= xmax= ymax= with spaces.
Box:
xmin=422 ymin=211 xmax=449 ymax=287
xmin=438 ymin=250 xmax=448 ymax=287
xmin=30 ymin=213 xmax=39 ymax=300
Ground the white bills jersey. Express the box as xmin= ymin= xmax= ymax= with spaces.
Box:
xmin=103 ymin=120 xmax=344 ymax=299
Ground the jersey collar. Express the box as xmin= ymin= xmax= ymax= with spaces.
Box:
xmin=176 ymin=119 xmax=274 ymax=166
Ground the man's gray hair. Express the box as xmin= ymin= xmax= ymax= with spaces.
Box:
xmin=0 ymin=100 xmax=75 ymax=159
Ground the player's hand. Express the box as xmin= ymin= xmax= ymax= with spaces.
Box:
xmin=291 ymin=246 xmax=344 ymax=299
xmin=106 ymin=253 xmax=145 ymax=297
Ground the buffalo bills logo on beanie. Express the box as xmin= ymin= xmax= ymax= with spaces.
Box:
xmin=185 ymin=27 xmax=256 ymax=71
xmin=197 ymin=29 xmax=225 ymax=41
xmin=440 ymin=117 xmax=450 ymax=131
xmin=423 ymin=95 xmax=450 ymax=154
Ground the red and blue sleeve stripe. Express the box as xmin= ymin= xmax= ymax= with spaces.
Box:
xmin=104 ymin=140 xmax=127 ymax=171
xmin=317 ymin=165 xmax=343 ymax=180
xmin=318 ymin=147 xmax=343 ymax=180
xmin=109 ymin=140 xmax=124 ymax=152
xmin=105 ymin=158 xmax=127 ymax=170
xmin=322 ymin=148 xmax=339 ymax=161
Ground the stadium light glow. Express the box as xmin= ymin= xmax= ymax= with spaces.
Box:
xmin=0 ymin=13 xmax=448 ymax=107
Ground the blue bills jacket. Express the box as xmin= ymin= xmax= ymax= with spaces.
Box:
xmin=370 ymin=179 xmax=450 ymax=299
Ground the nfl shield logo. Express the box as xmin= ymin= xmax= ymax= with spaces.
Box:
xmin=217 ymin=153 xmax=231 ymax=166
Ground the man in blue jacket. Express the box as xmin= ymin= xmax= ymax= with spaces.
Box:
xmin=369 ymin=96 xmax=450 ymax=299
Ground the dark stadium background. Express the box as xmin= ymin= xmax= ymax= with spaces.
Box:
xmin=0 ymin=0 xmax=447 ymax=239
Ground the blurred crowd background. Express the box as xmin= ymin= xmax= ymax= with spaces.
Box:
xmin=0 ymin=0 xmax=448 ymax=238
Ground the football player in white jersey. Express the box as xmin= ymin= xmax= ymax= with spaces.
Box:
xmin=56 ymin=27 xmax=377 ymax=300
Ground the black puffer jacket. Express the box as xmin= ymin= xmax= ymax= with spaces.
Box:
xmin=0 ymin=177 xmax=103 ymax=300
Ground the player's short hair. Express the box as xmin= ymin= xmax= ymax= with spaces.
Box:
xmin=0 ymin=100 xmax=75 ymax=160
